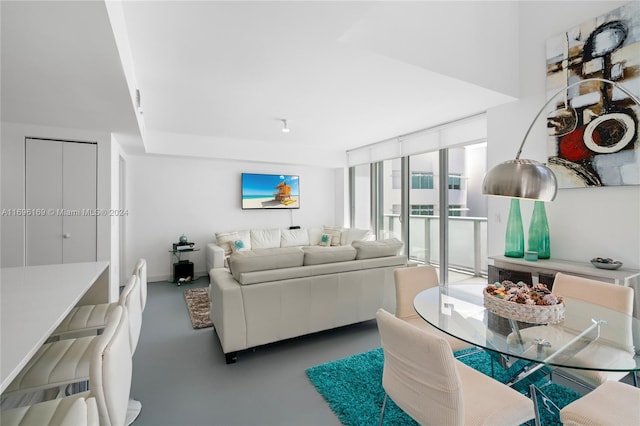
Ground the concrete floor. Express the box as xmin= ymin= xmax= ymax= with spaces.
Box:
xmin=129 ymin=273 xmax=634 ymax=426
xmin=131 ymin=277 xmax=383 ymax=426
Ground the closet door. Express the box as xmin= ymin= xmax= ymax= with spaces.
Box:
xmin=25 ymin=139 xmax=64 ymax=265
xmin=62 ymin=142 xmax=97 ymax=263
xmin=25 ymin=138 xmax=97 ymax=266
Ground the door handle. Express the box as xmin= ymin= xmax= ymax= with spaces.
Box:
xmin=63 ymin=233 xmax=71 ymax=239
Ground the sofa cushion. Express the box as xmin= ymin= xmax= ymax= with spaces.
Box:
xmin=302 ymin=245 xmax=357 ymax=265
xmin=236 ymin=266 xmax=312 ymax=285
xmin=308 ymin=255 xmax=407 ymax=275
xmin=250 ymin=229 xmax=281 ymax=249
xmin=352 ymin=238 xmax=403 ymax=259
xmin=340 ymin=228 xmax=374 ymax=245
xmin=307 ymin=227 xmax=323 ymax=245
xmin=236 ymin=255 xmax=407 ymax=285
xmin=280 ymin=228 xmax=310 ymax=247
xmin=230 ymin=247 xmax=304 ymax=280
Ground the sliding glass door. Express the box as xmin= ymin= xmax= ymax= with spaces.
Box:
xmin=348 ymin=115 xmax=488 ymax=284
xmin=356 ymin=142 xmax=487 ymax=283
xmin=444 ymin=143 xmax=488 ymax=283
xmin=408 ymin=151 xmax=440 ymax=266
xmin=377 ymin=159 xmax=402 ymax=241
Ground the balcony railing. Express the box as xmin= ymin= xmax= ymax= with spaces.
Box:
xmin=381 ymin=214 xmax=488 ymax=277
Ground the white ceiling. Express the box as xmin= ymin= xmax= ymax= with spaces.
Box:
xmin=1 ymin=1 xmax=139 ymax=144
xmin=2 ymin=1 xmax=519 ymax=167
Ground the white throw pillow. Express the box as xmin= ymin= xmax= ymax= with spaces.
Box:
xmin=216 ymin=230 xmax=251 ymax=256
xmin=322 ymin=225 xmax=343 ymax=246
xmin=250 ymin=228 xmax=281 ymax=249
xmin=281 ymin=228 xmax=310 ymax=247
xmin=318 ymin=234 xmax=331 ymax=247
xmin=230 ymin=239 xmax=249 ymax=253
xmin=215 ymin=231 xmax=240 ymax=256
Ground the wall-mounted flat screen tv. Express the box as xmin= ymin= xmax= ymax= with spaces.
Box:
xmin=241 ymin=173 xmax=300 ymax=209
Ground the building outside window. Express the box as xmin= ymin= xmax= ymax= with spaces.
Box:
xmin=411 ymin=204 xmax=434 ymax=215
xmin=449 ymin=204 xmax=463 ymax=217
xmin=448 ymin=174 xmax=461 ymax=190
xmin=411 ymin=172 xmax=434 ymax=189
xmin=448 ymin=174 xmax=462 ymax=190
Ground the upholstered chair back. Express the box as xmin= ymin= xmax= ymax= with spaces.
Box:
xmin=553 ymin=272 xmax=633 ymax=314
xmin=133 ymin=258 xmax=148 ymax=311
xmin=394 ymin=266 xmax=439 ymax=319
xmin=553 ymin=272 xmax=633 ymax=347
xmin=120 ymin=275 xmax=142 ymax=354
xmin=90 ymin=306 xmax=132 ymax=426
xmin=376 ymin=308 xmax=464 ymax=425
xmin=60 ymin=397 xmax=99 ymax=426
xmin=551 ymin=273 xmax=635 ymax=386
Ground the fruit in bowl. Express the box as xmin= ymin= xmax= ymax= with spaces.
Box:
xmin=590 ymin=257 xmax=623 ymax=270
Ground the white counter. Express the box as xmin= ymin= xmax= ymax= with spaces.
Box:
xmin=1 ymin=261 xmax=109 ymax=393
xmin=490 ymin=255 xmax=640 ymax=287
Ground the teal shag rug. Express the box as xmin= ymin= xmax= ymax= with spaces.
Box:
xmin=306 ymin=348 xmax=581 ymax=426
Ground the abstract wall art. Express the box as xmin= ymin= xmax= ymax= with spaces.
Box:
xmin=546 ymin=2 xmax=639 ymax=188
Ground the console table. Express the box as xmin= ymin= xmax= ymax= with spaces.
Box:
xmin=1 ymin=261 xmax=109 ymax=393
xmin=490 ymin=255 xmax=640 ymax=287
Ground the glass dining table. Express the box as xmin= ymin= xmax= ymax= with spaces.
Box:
xmin=413 ymin=284 xmax=640 ymax=424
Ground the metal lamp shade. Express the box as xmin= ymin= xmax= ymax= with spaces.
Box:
xmin=482 ymin=159 xmax=558 ymax=201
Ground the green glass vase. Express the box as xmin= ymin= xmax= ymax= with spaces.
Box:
xmin=504 ymin=198 xmax=524 ymax=258
xmin=527 ymin=201 xmax=550 ymax=259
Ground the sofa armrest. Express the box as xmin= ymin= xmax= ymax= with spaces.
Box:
xmin=209 ymin=268 xmax=247 ymax=354
xmin=206 ymin=242 xmax=226 ymax=272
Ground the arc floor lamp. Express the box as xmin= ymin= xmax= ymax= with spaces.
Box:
xmin=482 ymin=77 xmax=640 ymax=201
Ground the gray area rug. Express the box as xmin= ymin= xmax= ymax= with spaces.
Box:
xmin=183 ymin=288 xmax=213 ymax=329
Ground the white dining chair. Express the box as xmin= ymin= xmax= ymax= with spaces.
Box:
xmin=509 ymin=273 xmax=635 ymax=389
xmin=376 ymin=308 xmax=535 ymax=425
xmin=51 ymin=258 xmax=147 ymax=340
xmin=0 ymin=396 xmax=99 ymax=426
xmin=394 ymin=266 xmax=474 ymax=353
xmin=1 ymin=305 xmax=131 ymax=426
xmin=559 ymin=380 xmax=640 ymax=425
xmin=3 ymin=275 xmax=140 ymax=398
xmin=133 ymin=258 xmax=148 ymax=311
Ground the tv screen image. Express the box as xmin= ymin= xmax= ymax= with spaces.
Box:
xmin=241 ymin=173 xmax=300 ymax=209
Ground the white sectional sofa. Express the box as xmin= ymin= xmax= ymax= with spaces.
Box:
xmin=207 ymin=227 xmax=407 ymax=363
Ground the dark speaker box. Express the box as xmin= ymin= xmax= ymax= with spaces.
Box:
xmin=173 ymin=261 xmax=194 ymax=281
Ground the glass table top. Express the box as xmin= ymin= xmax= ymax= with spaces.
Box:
xmin=414 ymin=284 xmax=640 ymax=372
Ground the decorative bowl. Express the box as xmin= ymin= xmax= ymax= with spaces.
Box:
xmin=590 ymin=257 xmax=622 ymax=270
xmin=483 ymin=289 xmax=565 ymax=324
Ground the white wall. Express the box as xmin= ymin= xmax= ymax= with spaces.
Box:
xmin=125 ymin=154 xmax=340 ymax=281
xmin=464 ymin=143 xmax=488 ymax=218
xmin=0 ymin=121 xmax=119 ymax=300
xmin=486 ymin=1 xmax=640 ymax=269
xmin=109 ymin=134 xmax=127 ymax=288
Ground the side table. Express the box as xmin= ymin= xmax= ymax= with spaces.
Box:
xmin=168 ymin=247 xmax=200 ymax=285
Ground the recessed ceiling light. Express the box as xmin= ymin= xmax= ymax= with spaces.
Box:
xmin=281 ymin=119 xmax=290 ymax=133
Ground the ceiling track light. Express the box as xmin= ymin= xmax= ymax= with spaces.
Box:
xmin=281 ymin=119 xmax=290 ymax=133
